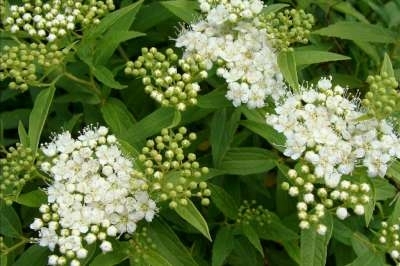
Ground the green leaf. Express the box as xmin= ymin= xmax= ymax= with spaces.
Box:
xmin=13 ymin=245 xmax=50 ymax=266
xmin=90 ymin=242 xmax=129 ymax=266
xmin=84 ymin=1 xmax=144 ymax=40
xmin=210 ymin=109 xmax=241 ymax=168
xmin=175 ymin=199 xmax=212 ymax=241
xmin=94 ymin=31 xmax=145 ymax=65
xmin=142 ymin=249 xmax=173 ymax=266
xmin=0 ymin=109 xmax=30 ymax=129
xmin=240 ymin=120 xmax=285 ymax=152
xmin=124 ymin=107 xmax=176 ymax=146
xmin=0 ymin=201 xmax=22 ymax=237
xmin=261 ymin=3 xmax=289 ymax=15
xmin=241 ymin=224 xmax=264 ymax=256
xmin=332 ymin=2 xmax=369 ymax=23
xmin=91 ymin=65 xmax=126 ymax=89
xmin=212 ymin=227 xmax=235 ymax=266
xmin=220 ymin=147 xmax=277 ymax=175
xmin=28 ymin=86 xmax=56 ymax=154
xmin=313 ymin=22 xmax=398 ymax=43
xmin=147 ymin=219 xmax=198 ymax=266
xmin=300 ymin=214 xmax=333 ymax=266
xmin=350 ymin=232 xmax=374 ymax=256
xmin=380 ymin=53 xmax=395 ymax=77
xmin=209 ymin=183 xmax=239 ymax=219
xmin=346 ymin=251 xmax=386 ymax=266
xmin=353 ymin=41 xmax=381 ymax=64
xmin=16 ymin=190 xmax=47 ymax=207
xmin=160 ymin=0 xmax=199 ymax=23
xmin=18 ymin=121 xmax=29 ymax=147
xmin=254 ymin=211 xmax=298 ymax=242
xmin=294 ymin=50 xmax=350 ymax=66
xmin=101 ymin=97 xmax=136 ymax=136
xmin=372 ymin=178 xmax=396 ymax=201
xmin=197 ymin=89 xmax=232 ymax=109
xmin=389 ymin=195 xmax=400 ymax=224
xmin=278 ymin=50 xmax=299 ymax=90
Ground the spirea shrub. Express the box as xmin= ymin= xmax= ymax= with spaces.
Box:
xmin=1 ymin=0 xmax=400 ymax=265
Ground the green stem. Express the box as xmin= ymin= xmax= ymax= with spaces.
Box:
xmin=63 ymin=72 xmax=102 ymax=97
xmin=1 ymin=237 xmax=30 ymax=255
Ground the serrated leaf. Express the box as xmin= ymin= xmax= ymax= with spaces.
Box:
xmin=175 ymin=199 xmax=212 ymax=241
xmin=294 ymin=50 xmax=350 ymax=66
xmin=241 ymin=224 xmax=264 ymax=256
xmin=240 ymin=120 xmax=285 ymax=152
xmin=300 ymin=213 xmax=333 ymax=266
xmin=209 ymin=183 xmax=238 ymax=219
xmin=13 ymin=245 xmax=49 ymax=266
xmin=16 ymin=190 xmax=47 ymax=207
xmin=278 ymin=50 xmax=299 ymax=90
xmin=92 ymin=65 xmax=126 ymax=89
xmin=220 ymin=147 xmax=277 ymax=175
xmin=0 ymin=201 xmax=22 ymax=237
xmin=160 ymin=0 xmax=199 ymax=23
xmin=28 ymin=86 xmax=55 ymax=154
xmin=212 ymin=227 xmax=234 ymax=266
xmin=147 ymin=219 xmax=198 ymax=266
xmin=313 ymin=21 xmax=398 ymax=43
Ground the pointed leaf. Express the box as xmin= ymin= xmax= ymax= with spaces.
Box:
xmin=241 ymin=224 xmax=264 ymax=256
xmin=240 ymin=120 xmax=285 ymax=152
xmin=212 ymin=227 xmax=235 ymax=266
xmin=160 ymin=0 xmax=199 ymax=23
xmin=278 ymin=50 xmax=299 ymax=91
xmin=92 ymin=65 xmax=126 ymax=89
xmin=101 ymin=97 xmax=136 ymax=136
xmin=18 ymin=121 xmax=29 ymax=146
xmin=300 ymin=213 xmax=333 ymax=266
xmin=13 ymin=245 xmax=50 ymax=266
xmin=175 ymin=199 xmax=212 ymax=241
xmin=209 ymin=183 xmax=239 ymax=219
xmin=313 ymin=22 xmax=398 ymax=43
xmin=294 ymin=50 xmax=350 ymax=66
xmin=16 ymin=189 xmax=47 ymax=207
xmin=28 ymin=86 xmax=55 ymax=154
xmin=381 ymin=53 xmax=395 ymax=77
xmin=142 ymin=249 xmax=173 ymax=266
xmin=0 ymin=201 xmax=22 ymax=237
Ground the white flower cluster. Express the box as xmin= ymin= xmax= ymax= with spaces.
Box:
xmin=3 ymin=0 xmax=115 ymax=42
xmin=31 ymin=126 xmax=157 ymax=266
xmin=267 ymin=77 xmax=400 ymax=187
xmin=175 ymin=0 xmax=285 ymax=108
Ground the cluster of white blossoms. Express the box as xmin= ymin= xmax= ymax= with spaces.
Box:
xmin=175 ymin=0 xmax=285 ymax=108
xmin=378 ymin=221 xmax=400 ymax=265
xmin=31 ymin=126 xmax=157 ymax=266
xmin=267 ymin=77 xmax=400 ymax=188
xmin=3 ymin=0 xmax=115 ymax=42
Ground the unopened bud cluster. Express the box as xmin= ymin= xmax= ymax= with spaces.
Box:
xmin=261 ymin=9 xmax=314 ymax=51
xmin=363 ymin=72 xmax=399 ymax=120
xmin=125 ymin=47 xmax=208 ymax=111
xmin=281 ymin=165 xmax=371 ymax=235
xmin=133 ymin=127 xmax=211 ymax=208
xmin=3 ymin=0 xmax=115 ymax=42
xmin=128 ymin=227 xmax=157 ymax=264
xmin=377 ymin=221 xmax=400 ymax=265
xmin=0 ymin=43 xmax=65 ymax=91
xmin=0 ymin=143 xmax=38 ymax=205
xmin=236 ymin=200 xmax=272 ymax=227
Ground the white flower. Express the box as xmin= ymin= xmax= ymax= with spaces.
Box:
xmin=48 ymin=255 xmax=58 ymax=265
xmin=100 ymin=241 xmax=113 ymax=253
xmin=317 ymin=224 xmax=327 ymax=235
xmin=336 ymin=207 xmax=348 ymax=220
xmin=353 ymin=205 xmax=365 ymax=215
